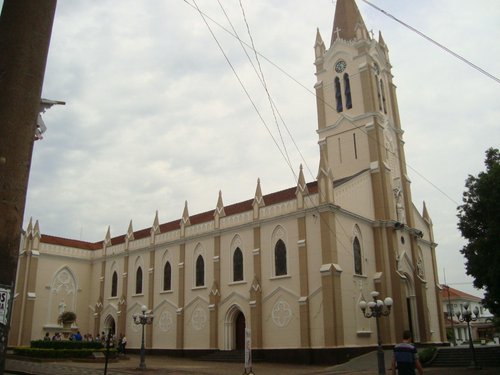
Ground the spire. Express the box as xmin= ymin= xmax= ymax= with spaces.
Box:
xmin=331 ymin=0 xmax=369 ymax=46
xmin=314 ymin=28 xmax=326 ymax=60
xmin=181 ymin=201 xmax=191 ymax=226
xmin=151 ymin=210 xmax=160 ymax=235
xmin=252 ymin=178 xmax=265 ymax=208
xmin=378 ymin=30 xmax=387 ymax=48
xmin=32 ymin=219 xmax=41 ymax=250
xmin=104 ymin=226 xmax=112 ymax=247
xmin=214 ymin=190 xmax=226 ymax=218
xmin=296 ymin=164 xmax=309 ymax=210
xmin=296 ymin=164 xmax=309 ymax=196
xmin=214 ymin=191 xmax=225 ymax=230
xmin=26 ymin=217 xmax=33 ymax=238
xmin=252 ymin=178 xmax=265 ymax=221
xmin=33 ymin=220 xmax=41 ymax=239
xmin=126 ymin=220 xmax=134 ymax=241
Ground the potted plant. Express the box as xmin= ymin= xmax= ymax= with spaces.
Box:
xmin=58 ymin=311 xmax=77 ymax=327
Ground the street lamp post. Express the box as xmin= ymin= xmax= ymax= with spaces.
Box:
xmin=359 ymin=291 xmax=393 ymax=375
xmin=133 ymin=305 xmax=154 ymax=370
xmin=456 ymin=301 xmax=480 ymax=369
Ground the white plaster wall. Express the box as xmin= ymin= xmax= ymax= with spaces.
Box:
xmin=33 ymin=247 xmax=93 ymax=339
xmin=183 ymin=298 xmax=210 ymax=349
xmin=152 ymin=300 xmax=178 ymax=349
xmin=261 ymin=290 xmax=300 ymax=348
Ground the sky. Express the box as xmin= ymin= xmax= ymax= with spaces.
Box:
xmin=9 ymin=0 xmax=500 ymax=297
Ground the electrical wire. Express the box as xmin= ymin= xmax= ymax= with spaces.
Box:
xmin=188 ymin=0 xmax=357 ymax=262
xmin=237 ymin=0 xmax=293 ymax=173
xmin=184 ymin=0 xmax=462 ymax=266
xmin=183 ymin=0 xmax=434 ymax=266
xmin=188 ymin=0 xmax=297 ymax=177
xmin=361 ymin=0 xmax=500 ymax=85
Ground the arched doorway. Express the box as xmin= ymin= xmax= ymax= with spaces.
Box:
xmin=235 ymin=311 xmax=245 ymax=350
xmin=223 ymin=305 xmax=246 ymax=350
xmin=402 ymin=273 xmax=419 ymax=342
xmin=104 ymin=315 xmax=116 ymax=335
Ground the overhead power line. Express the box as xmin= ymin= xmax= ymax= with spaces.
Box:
xmin=188 ymin=0 xmax=297 ymax=177
xmin=361 ymin=0 xmax=500 ymax=85
xmin=183 ymin=0 xmax=463 ymax=210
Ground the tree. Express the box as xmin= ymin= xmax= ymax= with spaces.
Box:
xmin=457 ymin=148 xmax=500 ymax=315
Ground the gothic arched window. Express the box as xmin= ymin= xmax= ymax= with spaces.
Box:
xmin=163 ymin=261 xmax=172 ymax=291
xmin=135 ymin=266 xmax=143 ymax=294
xmin=274 ymin=239 xmax=287 ymax=276
xmin=195 ymin=255 xmax=205 ymax=287
xmin=344 ymin=73 xmax=352 ymax=109
xmin=353 ymin=237 xmax=362 ymax=275
xmin=376 ymin=76 xmax=382 ymax=111
xmin=111 ymin=271 xmax=118 ymax=297
xmin=335 ymin=77 xmax=343 ymax=113
xmin=380 ymin=79 xmax=387 ymax=114
xmin=233 ymin=247 xmax=243 ymax=282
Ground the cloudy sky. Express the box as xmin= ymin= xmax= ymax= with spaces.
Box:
xmin=13 ymin=0 xmax=500 ymax=297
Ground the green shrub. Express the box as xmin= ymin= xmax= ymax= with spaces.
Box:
xmin=31 ymin=340 xmax=103 ymax=350
xmin=13 ymin=347 xmax=116 ymax=359
xmin=418 ymin=346 xmax=437 ymax=364
xmin=57 ymin=311 xmax=77 ymax=325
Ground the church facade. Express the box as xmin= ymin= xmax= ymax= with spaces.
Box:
xmin=9 ymin=0 xmax=446 ymax=363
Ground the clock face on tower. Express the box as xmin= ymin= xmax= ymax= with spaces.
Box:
xmin=335 ymin=59 xmax=347 ymax=73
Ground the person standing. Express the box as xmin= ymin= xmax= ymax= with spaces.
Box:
xmin=392 ymin=330 xmax=423 ymax=375
xmin=121 ymin=334 xmax=127 ymax=355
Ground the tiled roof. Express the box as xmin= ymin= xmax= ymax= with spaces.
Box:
xmin=41 ymin=234 xmax=102 ymax=250
xmin=440 ymin=285 xmax=482 ymax=302
xmin=39 ymin=170 xmax=366 ymax=252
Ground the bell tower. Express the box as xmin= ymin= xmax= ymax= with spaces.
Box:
xmin=315 ymin=0 xmax=434 ymax=343
xmin=313 ymin=0 xmax=416 ymax=227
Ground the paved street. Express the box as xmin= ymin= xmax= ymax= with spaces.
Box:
xmin=5 ymin=351 xmax=500 ymax=375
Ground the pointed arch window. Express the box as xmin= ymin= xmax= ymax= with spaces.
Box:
xmin=335 ymin=77 xmax=343 ymax=113
xmin=274 ymin=239 xmax=287 ymax=276
xmin=111 ymin=271 xmax=118 ymax=297
xmin=380 ymin=79 xmax=387 ymax=114
xmin=163 ymin=261 xmax=172 ymax=291
xmin=353 ymin=237 xmax=363 ymax=275
xmin=344 ymin=73 xmax=352 ymax=109
xmin=135 ymin=266 xmax=143 ymax=294
xmin=376 ymin=76 xmax=382 ymax=111
xmin=233 ymin=247 xmax=244 ymax=282
xmin=195 ymin=255 xmax=205 ymax=287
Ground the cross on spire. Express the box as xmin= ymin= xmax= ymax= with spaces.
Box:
xmin=333 ymin=26 xmax=342 ymax=40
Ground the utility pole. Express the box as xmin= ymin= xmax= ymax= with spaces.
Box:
xmin=0 ymin=1 xmax=58 ymax=374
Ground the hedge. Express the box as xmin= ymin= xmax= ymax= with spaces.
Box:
xmin=30 ymin=340 xmax=104 ymax=350
xmin=418 ymin=346 xmax=437 ymax=364
xmin=13 ymin=347 xmax=116 ymax=359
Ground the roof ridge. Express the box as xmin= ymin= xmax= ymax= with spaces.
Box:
xmin=39 ymin=170 xmax=368 ymax=250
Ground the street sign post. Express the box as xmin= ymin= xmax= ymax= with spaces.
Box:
xmin=0 ymin=284 xmax=14 ymax=375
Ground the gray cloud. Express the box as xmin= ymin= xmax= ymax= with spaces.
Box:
xmin=19 ymin=0 xmax=500 ymax=297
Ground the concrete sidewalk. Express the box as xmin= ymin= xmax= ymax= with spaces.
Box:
xmin=6 ymin=351 xmax=499 ymax=375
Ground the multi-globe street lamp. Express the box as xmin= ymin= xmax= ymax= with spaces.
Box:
xmin=133 ymin=305 xmax=154 ymax=370
xmin=359 ymin=291 xmax=393 ymax=375
xmin=456 ymin=301 xmax=480 ymax=369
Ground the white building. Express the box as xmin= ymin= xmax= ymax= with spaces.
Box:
xmin=441 ymin=286 xmax=495 ymax=345
xmin=10 ymin=0 xmax=446 ymax=363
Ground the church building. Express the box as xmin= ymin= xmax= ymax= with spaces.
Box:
xmin=9 ymin=0 xmax=446 ymax=363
